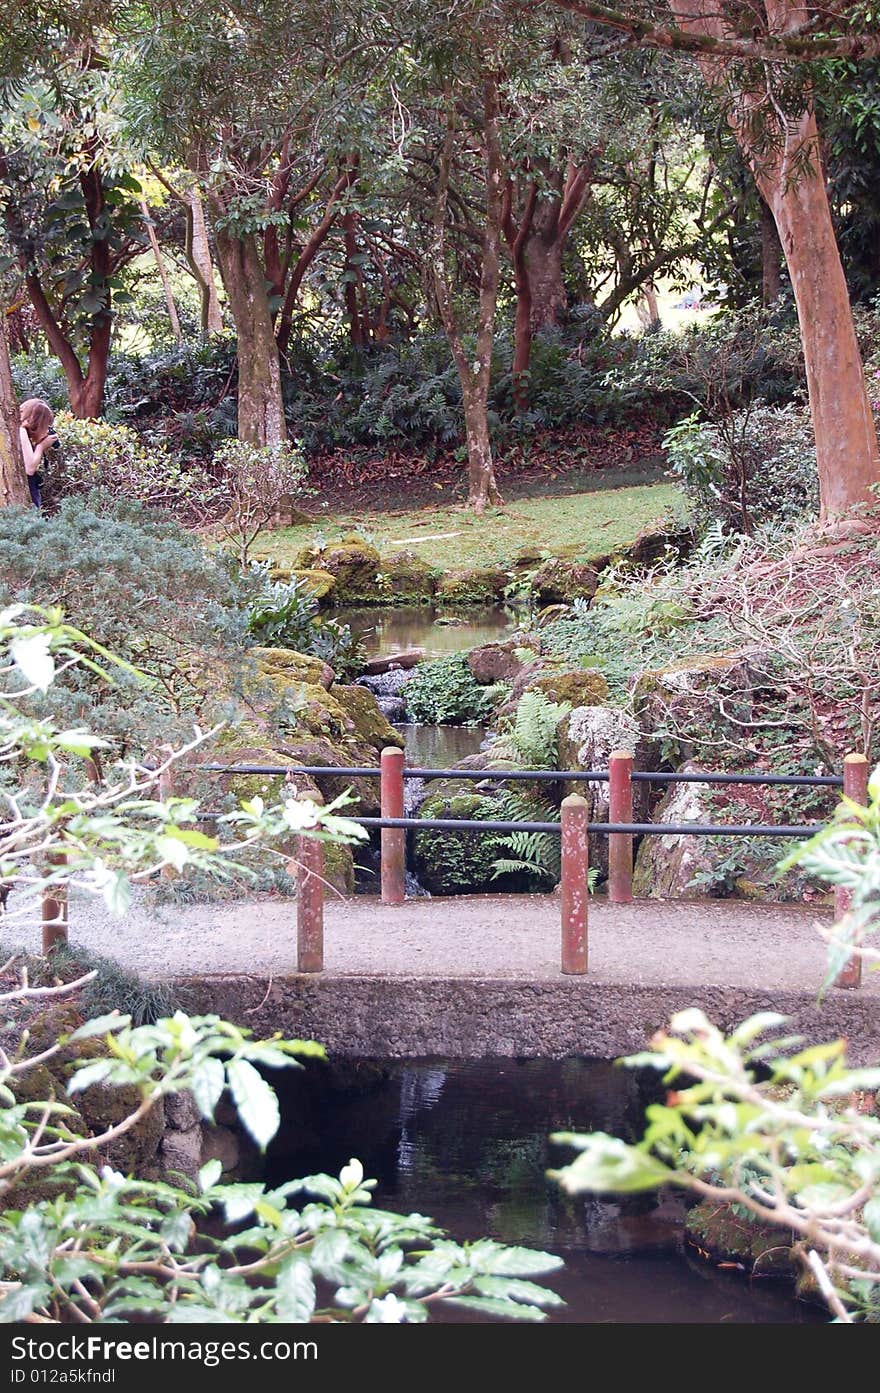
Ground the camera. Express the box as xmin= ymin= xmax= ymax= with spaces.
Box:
xmin=46 ymin=433 xmax=60 ymax=450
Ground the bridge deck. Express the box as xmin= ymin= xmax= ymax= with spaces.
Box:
xmin=27 ymin=890 xmax=879 ymax=1061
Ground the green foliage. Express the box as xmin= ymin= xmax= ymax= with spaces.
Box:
xmin=488 ymin=788 xmax=562 ymax=888
xmin=489 ymin=690 xmax=571 ymax=770
xmin=782 ymin=760 xmax=880 ymax=992
xmin=246 ymin=571 xmax=363 ymax=680
xmin=551 ymin=1007 xmax=880 ymax=1322
xmin=404 ymin=653 xmax=497 ymax=726
xmin=42 ymin=413 xmax=195 ymax=512
xmin=664 ymin=403 xmax=818 ymax=534
xmin=0 ymin=498 xmax=253 ymax=752
xmin=209 ymin=440 xmax=310 ymax=568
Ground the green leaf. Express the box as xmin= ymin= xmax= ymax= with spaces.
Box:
xmin=199 ymin=1159 xmax=222 ymax=1193
xmin=11 ymin=633 xmax=54 ymax=690
xmin=69 ymin=1012 xmax=130 ymax=1041
xmin=276 ymin=1257 xmax=315 ymax=1322
xmin=550 ymin=1134 xmax=674 ymax=1194
xmin=225 ymin=1058 xmax=280 ymax=1150
xmin=864 ymin=1198 xmax=880 ymax=1244
xmin=191 ymin=1058 xmax=225 ymax=1121
xmin=160 ymin=1210 xmax=193 ymax=1253
xmin=442 ymin=1294 xmax=549 ymax=1321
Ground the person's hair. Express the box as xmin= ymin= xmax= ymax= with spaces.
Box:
xmin=20 ymin=398 xmax=54 ymax=441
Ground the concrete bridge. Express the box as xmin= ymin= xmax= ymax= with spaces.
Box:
xmin=55 ymin=888 xmax=880 ymax=1063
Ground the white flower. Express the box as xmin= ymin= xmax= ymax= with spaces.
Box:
xmin=339 ymin=1158 xmax=364 ymax=1190
xmin=282 ymin=798 xmax=320 ymax=831
xmin=367 ymin=1294 xmax=407 ymax=1323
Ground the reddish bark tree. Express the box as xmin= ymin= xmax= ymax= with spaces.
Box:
xmin=432 ymin=78 xmax=506 ymax=513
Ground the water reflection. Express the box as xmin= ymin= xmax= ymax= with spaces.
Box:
xmin=336 ymin=604 xmax=519 ymax=659
xmin=263 ymin=1057 xmax=821 ymax=1325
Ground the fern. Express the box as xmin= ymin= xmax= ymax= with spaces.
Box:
xmin=488 ymin=789 xmax=561 ymax=887
xmin=489 ymin=689 xmax=571 ymax=770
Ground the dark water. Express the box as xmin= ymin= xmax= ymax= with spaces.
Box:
xmin=397 ymin=722 xmax=486 ymax=769
xmin=263 ymin=1057 xmax=820 ymax=1325
xmin=336 ymin=604 xmax=519 ymax=659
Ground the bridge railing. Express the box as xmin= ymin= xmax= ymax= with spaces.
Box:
xmin=41 ymin=750 xmax=870 ymax=989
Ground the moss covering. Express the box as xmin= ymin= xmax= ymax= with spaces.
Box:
xmin=290 ymin=568 xmax=337 ymax=599
xmin=685 ymin=1199 xmax=796 ymax=1275
xmin=251 ymin=646 xmax=334 ymax=687
xmin=333 ymin=684 xmax=405 ymax=753
xmin=435 ymin=567 xmax=508 ymax=606
xmin=413 ymin=782 xmax=499 ymax=895
xmin=527 ymin=668 xmax=609 ymax=707
xmin=381 ymin=551 xmax=438 ymax=602
xmin=293 ymin=534 xmax=383 ymax=605
xmin=530 ymin=557 xmax=600 ymax=605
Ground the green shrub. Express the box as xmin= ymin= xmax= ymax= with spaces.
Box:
xmin=404 ymin=653 xmax=497 ymax=725
xmin=208 ymin=439 xmax=310 ymax=566
xmin=663 ymin=403 xmax=818 ymax=533
xmin=246 ymin=570 xmax=364 ymax=680
xmin=43 ymin=412 xmax=196 ymax=512
xmin=0 ymin=496 xmax=251 ymax=751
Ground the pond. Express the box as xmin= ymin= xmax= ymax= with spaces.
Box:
xmin=263 ymin=1057 xmax=821 ymax=1325
xmin=336 ymin=604 xmax=520 ymax=660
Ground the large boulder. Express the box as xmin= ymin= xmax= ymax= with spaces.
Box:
xmin=413 ymin=780 xmax=499 ymax=895
xmin=381 ymin=550 xmax=437 ymax=603
xmin=467 ymin=640 xmax=525 ymax=685
xmin=631 ymin=774 xmax=716 ymax=899
xmin=333 ymin=684 xmax=405 ymax=753
xmin=558 ymin=705 xmax=654 ymax=879
xmin=631 ymin=652 xmax=756 ymax=758
xmin=250 ymin=646 xmax=335 ymax=689
xmin=530 ymin=558 xmax=600 ymax=606
xmin=499 ymin=662 xmax=608 ymax=718
xmin=293 ymin=533 xmax=383 ymax=605
xmin=274 ymin=736 xmax=381 ymax=816
xmin=435 ymin=567 xmax=508 ymax=605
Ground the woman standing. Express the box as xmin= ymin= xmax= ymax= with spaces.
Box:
xmin=19 ymin=398 xmax=58 ymax=508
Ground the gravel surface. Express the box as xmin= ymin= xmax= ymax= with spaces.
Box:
xmin=7 ymin=887 xmax=869 ymax=996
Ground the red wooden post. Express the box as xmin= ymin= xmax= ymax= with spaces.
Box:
xmin=42 ymin=851 xmax=68 ymax=954
xmin=297 ymin=834 xmax=324 ymax=973
xmin=833 ymin=752 xmax=870 ymax=989
xmin=381 ymin=745 xmax=406 ymax=905
xmin=561 ymin=794 xmax=589 ymax=975
xmin=608 ymin=748 xmax=634 ymax=905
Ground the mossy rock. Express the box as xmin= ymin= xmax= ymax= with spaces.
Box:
xmin=413 ymin=782 xmax=499 ymax=895
xmin=685 ymin=1199 xmax=796 ymax=1275
xmin=290 ymin=568 xmax=337 ymax=600
xmin=251 ymin=646 xmax=335 ymax=689
xmin=435 ymin=567 xmax=508 ymax=606
xmin=631 ymin=652 xmax=755 ymax=751
xmin=381 ymin=551 xmax=437 ymax=603
xmin=321 ymin=840 xmax=356 ymax=896
xmin=528 ymin=669 xmax=609 ymax=708
xmin=333 ymin=684 xmax=405 ymax=753
xmin=274 ymin=736 xmax=380 ymax=816
xmin=293 ymin=535 xmax=382 ymax=605
xmin=530 ymin=557 xmax=600 ymax=606
xmin=207 ymin=724 xmax=299 ymax=804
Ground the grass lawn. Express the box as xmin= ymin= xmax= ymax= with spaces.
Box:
xmin=260 ymin=479 xmax=687 ymax=572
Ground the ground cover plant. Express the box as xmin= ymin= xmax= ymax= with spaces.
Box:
xmin=259 ymin=481 xmax=686 ymax=574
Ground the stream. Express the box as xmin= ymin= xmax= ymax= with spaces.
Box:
xmin=262 ymin=1056 xmax=820 ymax=1324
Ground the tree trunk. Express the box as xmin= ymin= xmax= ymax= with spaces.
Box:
xmin=214 ymin=225 xmax=287 ymax=446
xmin=141 ymin=199 xmax=182 ymax=341
xmin=432 ymin=82 xmax=505 ymax=513
xmin=189 ymin=190 xmax=223 ymax=335
xmin=759 ymin=196 xmax=782 ymax=304
xmin=525 ymin=210 xmax=567 ymax=333
xmin=462 ymin=375 xmax=501 ymax=509
xmin=757 ymin=115 xmax=878 ymax=517
xmin=636 ymin=281 xmax=661 ymax=329
xmin=0 ymin=314 xmax=29 ymax=508
xmin=671 ymin=0 xmax=880 ymax=520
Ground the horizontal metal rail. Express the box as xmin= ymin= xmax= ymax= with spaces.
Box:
xmin=352 ymin=817 xmax=821 ymax=838
xmin=198 ymin=761 xmax=843 ymax=789
xmin=187 ymin=808 xmax=823 ymax=838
